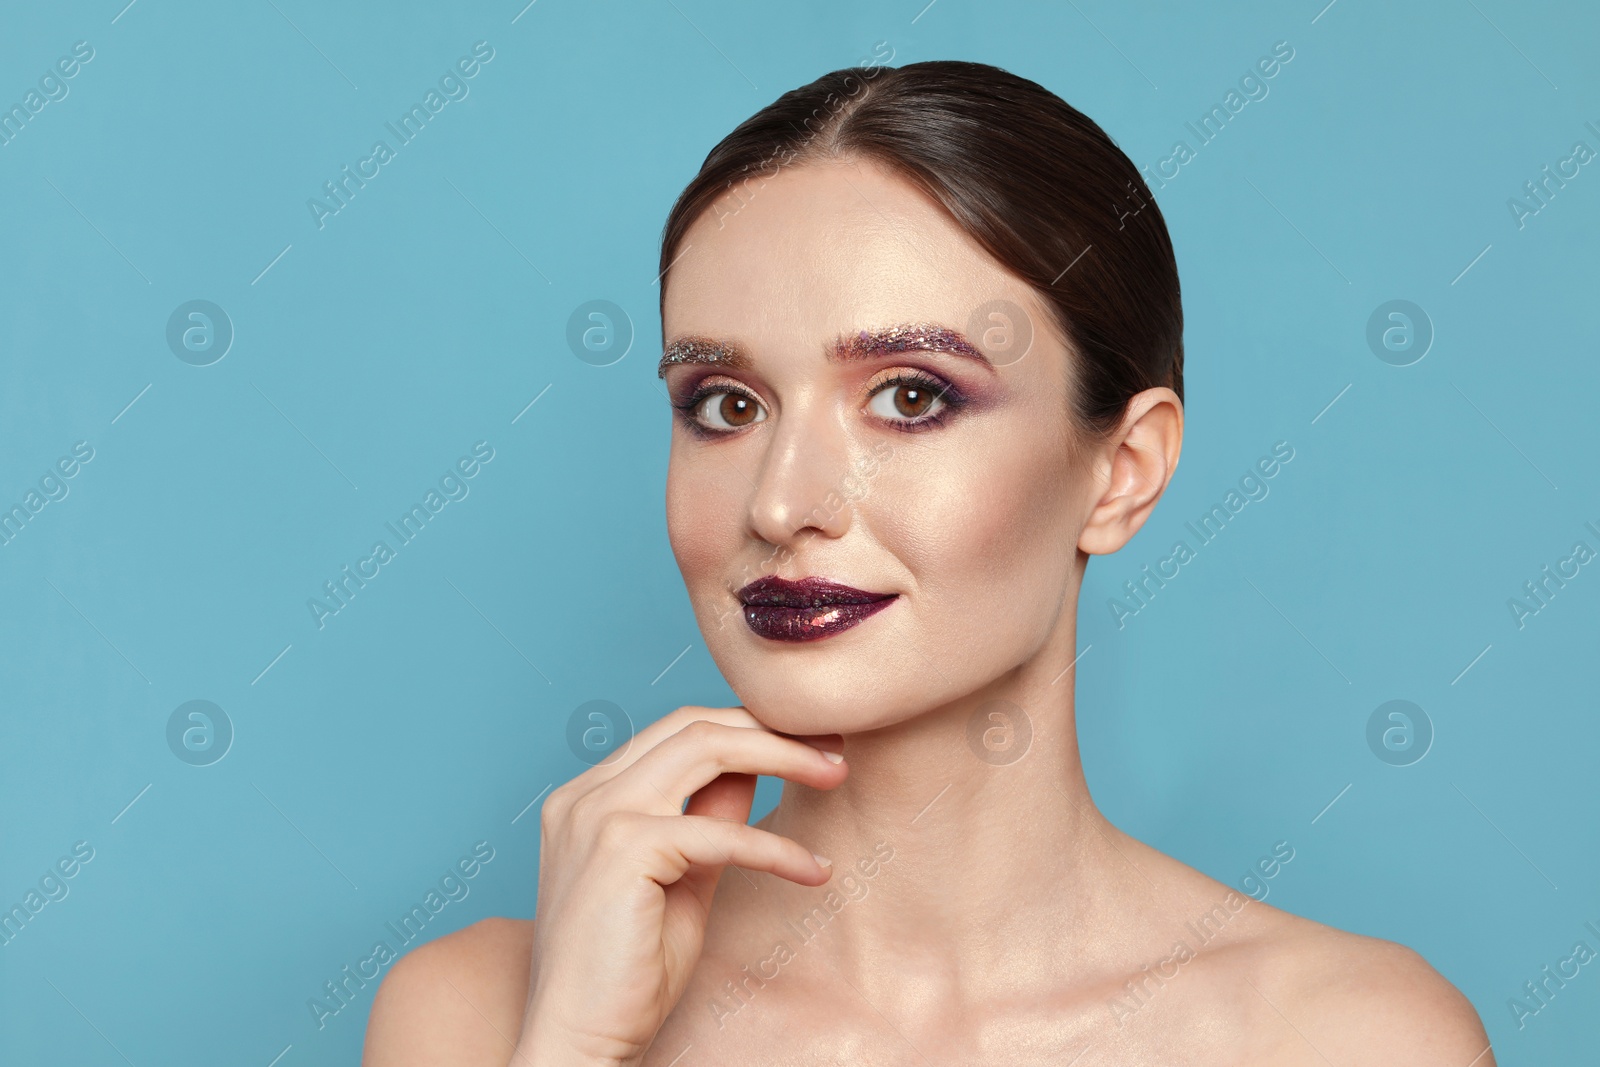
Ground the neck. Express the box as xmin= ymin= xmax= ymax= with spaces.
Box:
xmin=747 ymin=615 xmax=1156 ymax=1003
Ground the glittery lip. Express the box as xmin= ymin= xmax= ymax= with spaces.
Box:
xmin=736 ymin=575 xmax=897 ymax=643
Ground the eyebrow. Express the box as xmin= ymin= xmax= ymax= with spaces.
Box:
xmin=657 ymin=322 xmax=991 ymax=377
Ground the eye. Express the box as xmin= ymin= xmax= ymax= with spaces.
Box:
xmin=865 ymin=373 xmax=953 ymax=426
xmin=680 ymin=386 xmax=767 ymax=433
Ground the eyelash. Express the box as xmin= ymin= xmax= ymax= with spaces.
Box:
xmin=672 ymin=370 xmax=966 ymax=438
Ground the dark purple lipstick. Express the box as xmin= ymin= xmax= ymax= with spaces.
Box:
xmin=735 ymin=576 xmax=897 ymax=642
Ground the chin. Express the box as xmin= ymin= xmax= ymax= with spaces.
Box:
xmin=732 ymin=669 xmax=922 ymax=737
xmin=704 ymin=613 xmax=986 ymax=737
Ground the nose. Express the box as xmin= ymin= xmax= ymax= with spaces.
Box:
xmin=745 ymin=402 xmax=855 ymax=550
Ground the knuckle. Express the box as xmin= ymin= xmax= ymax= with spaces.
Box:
xmin=538 ymin=797 xmax=565 ymax=833
xmin=668 ymin=704 xmax=713 ymax=726
xmin=565 ymin=789 xmax=603 ymax=831
xmin=593 ymin=811 xmax=637 ymax=851
xmin=678 ymin=719 xmax=734 ymax=772
xmin=668 ymin=719 xmax=714 ymax=755
xmin=681 ymin=717 xmax=721 ymax=741
xmin=541 ymin=781 xmax=579 ymax=824
xmin=672 ymin=704 xmax=752 ymax=727
xmin=545 ymin=779 xmax=573 ymax=808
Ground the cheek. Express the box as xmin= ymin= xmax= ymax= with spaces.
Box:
xmin=666 ymin=450 xmax=747 ymax=595
xmin=868 ymin=428 xmax=1081 ymax=639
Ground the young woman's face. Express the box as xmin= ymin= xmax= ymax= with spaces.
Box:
xmin=661 ymin=158 xmax=1099 ymax=735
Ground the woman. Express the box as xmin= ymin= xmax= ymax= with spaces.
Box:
xmin=364 ymin=60 xmax=1493 ymax=1066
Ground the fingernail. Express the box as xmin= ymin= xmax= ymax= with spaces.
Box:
xmin=820 ymin=749 xmax=843 ymax=764
xmin=812 ymin=853 xmax=832 ymax=867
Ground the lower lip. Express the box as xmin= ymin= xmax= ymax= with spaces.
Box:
xmin=741 ymin=597 xmax=896 ymax=642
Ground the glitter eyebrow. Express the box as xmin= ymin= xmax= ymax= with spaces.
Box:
xmin=658 ymin=337 xmax=751 ymax=377
xmin=657 ymin=322 xmax=991 ymax=378
xmin=832 ymin=322 xmax=990 ymax=365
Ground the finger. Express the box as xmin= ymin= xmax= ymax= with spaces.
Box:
xmin=774 ymin=730 xmax=845 ymax=757
xmin=584 ymin=705 xmax=764 ymax=785
xmin=544 ymin=707 xmax=769 ymax=832
xmin=589 ymin=719 xmax=846 ymax=816
xmin=683 ymin=771 xmax=757 ymax=822
xmin=634 ymin=813 xmax=831 ymax=887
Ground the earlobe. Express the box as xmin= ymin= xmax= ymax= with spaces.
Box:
xmin=1076 ymin=388 xmax=1183 ymax=555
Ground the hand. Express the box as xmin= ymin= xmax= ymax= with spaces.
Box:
xmin=514 ymin=704 xmax=847 ymax=1066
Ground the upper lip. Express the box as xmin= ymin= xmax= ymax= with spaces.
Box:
xmin=736 ymin=575 xmax=895 ymax=607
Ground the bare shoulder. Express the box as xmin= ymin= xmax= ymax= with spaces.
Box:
xmin=1245 ymin=909 xmax=1494 ymax=1066
xmin=1101 ymin=830 xmax=1493 ymax=1064
xmin=362 ymin=917 xmax=536 ymax=1066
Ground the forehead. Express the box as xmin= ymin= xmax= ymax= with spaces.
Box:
xmin=661 ymin=158 xmax=1041 ymax=344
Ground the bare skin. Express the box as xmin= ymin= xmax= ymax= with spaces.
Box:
xmin=363 ymin=157 xmax=1494 ymax=1066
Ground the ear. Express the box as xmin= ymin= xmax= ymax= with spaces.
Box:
xmin=1078 ymin=387 xmax=1183 ymax=555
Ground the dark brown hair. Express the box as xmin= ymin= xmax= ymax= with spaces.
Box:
xmin=657 ymin=59 xmax=1183 ymax=440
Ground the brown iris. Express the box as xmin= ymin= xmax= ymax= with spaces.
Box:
xmin=891 ymin=383 xmax=934 ymax=418
xmin=719 ymin=393 xmax=759 ymax=426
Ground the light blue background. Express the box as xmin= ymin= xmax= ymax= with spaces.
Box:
xmin=2 ymin=0 xmax=1596 ymax=1063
